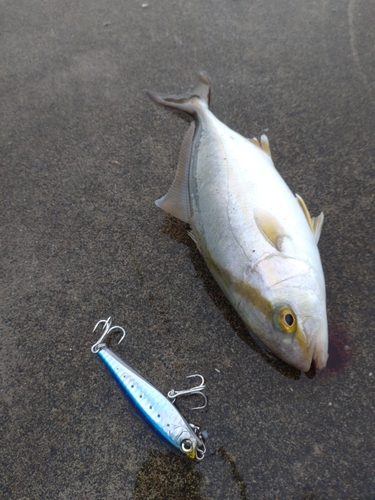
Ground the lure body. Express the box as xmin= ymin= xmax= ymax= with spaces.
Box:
xmin=97 ymin=346 xmax=204 ymax=459
xmin=147 ymin=74 xmax=328 ymax=372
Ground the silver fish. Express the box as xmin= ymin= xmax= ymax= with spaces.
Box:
xmin=147 ymin=73 xmax=328 ymax=372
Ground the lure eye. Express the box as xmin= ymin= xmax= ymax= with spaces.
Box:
xmin=181 ymin=439 xmax=193 ymax=453
xmin=274 ymin=306 xmax=296 ymax=333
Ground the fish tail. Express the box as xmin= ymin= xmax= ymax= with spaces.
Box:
xmin=147 ymin=72 xmax=211 ymax=119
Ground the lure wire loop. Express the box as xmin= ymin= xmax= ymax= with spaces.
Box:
xmin=91 ymin=316 xmax=126 ymax=353
xmin=168 ymin=374 xmax=207 ymax=410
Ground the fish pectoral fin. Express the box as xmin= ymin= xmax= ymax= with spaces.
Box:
xmin=250 ymin=137 xmax=261 ymax=148
xmin=295 ymin=194 xmax=324 ymax=244
xmin=295 ymin=194 xmax=313 ymax=231
xmin=254 ymin=208 xmax=287 ymax=251
xmin=155 ymin=123 xmax=195 ymax=223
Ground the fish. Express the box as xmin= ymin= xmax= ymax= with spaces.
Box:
xmin=92 ymin=318 xmax=206 ymax=460
xmin=147 ymin=73 xmax=328 ymax=372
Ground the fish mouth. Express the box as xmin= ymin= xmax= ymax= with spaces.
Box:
xmin=293 ymin=353 xmax=313 ymax=372
xmin=303 ymin=316 xmax=328 ymax=371
xmin=279 ymin=339 xmax=314 ymax=372
xmin=293 ymin=317 xmax=328 ymax=372
xmin=296 ymin=317 xmax=318 ymax=371
xmin=294 ymin=345 xmax=328 ymax=372
xmin=253 ymin=327 xmax=313 ymax=372
xmin=312 ymin=331 xmax=329 ymax=371
xmin=252 ymin=308 xmax=328 ymax=372
xmin=264 ymin=316 xmax=326 ymax=372
xmin=313 ymin=349 xmax=328 ymax=371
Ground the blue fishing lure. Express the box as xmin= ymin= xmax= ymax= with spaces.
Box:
xmin=91 ymin=318 xmax=206 ymax=460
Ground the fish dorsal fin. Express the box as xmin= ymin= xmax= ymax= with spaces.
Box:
xmin=249 ymin=134 xmax=272 ymax=159
xmin=254 ymin=208 xmax=287 ymax=251
xmin=295 ymin=194 xmax=324 ymax=243
xmin=260 ymin=134 xmax=271 ymax=158
xmin=250 ymin=137 xmax=261 ymax=148
xmin=155 ymin=123 xmax=195 ymax=223
xmin=311 ymin=212 xmax=324 ymax=244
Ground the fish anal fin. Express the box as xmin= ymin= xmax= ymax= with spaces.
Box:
xmin=295 ymin=194 xmax=324 ymax=243
xmin=254 ymin=208 xmax=287 ymax=251
xmin=155 ymin=123 xmax=195 ymax=223
xmin=188 ymin=230 xmax=202 ymax=253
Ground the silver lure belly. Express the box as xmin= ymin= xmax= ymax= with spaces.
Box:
xmin=97 ymin=347 xmax=204 ymax=457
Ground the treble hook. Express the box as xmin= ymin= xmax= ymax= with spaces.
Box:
xmin=167 ymin=374 xmax=207 ymax=410
xmin=91 ymin=317 xmax=126 ymax=354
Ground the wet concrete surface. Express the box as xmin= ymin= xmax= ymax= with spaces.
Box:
xmin=1 ymin=0 xmax=374 ymax=498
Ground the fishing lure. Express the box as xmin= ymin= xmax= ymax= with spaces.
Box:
xmin=91 ymin=317 xmax=207 ymax=460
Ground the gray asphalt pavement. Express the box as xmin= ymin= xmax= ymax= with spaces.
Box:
xmin=1 ymin=1 xmax=374 ymax=498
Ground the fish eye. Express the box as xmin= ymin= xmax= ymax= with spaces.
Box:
xmin=181 ymin=439 xmax=193 ymax=453
xmin=274 ymin=306 xmax=296 ymax=333
xmin=285 ymin=313 xmax=294 ymax=326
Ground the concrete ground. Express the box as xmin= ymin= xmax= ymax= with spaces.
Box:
xmin=1 ymin=0 xmax=374 ymax=499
